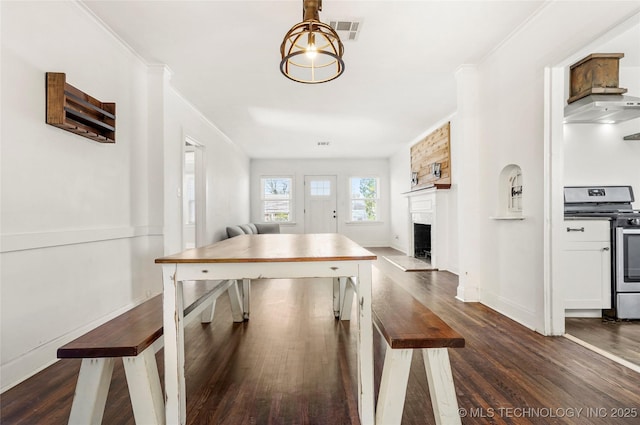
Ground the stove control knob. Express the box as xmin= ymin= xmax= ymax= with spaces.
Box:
xmin=628 ymin=218 xmax=640 ymax=226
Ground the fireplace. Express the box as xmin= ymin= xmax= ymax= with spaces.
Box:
xmin=407 ymin=188 xmax=437 ymax=268
xmin=413 ymin=223 xmax=431 ymax=260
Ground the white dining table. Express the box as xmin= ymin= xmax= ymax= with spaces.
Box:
xmin=155 ymin=233 xmax=377 ymax=424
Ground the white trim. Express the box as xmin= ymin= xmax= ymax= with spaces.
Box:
xmin=475 ymin=1 xmax=552 ymax=65
xmin=563 ymin=334 xmax=640 ymax=374
xmin=168 ymin=87 xmax=242 ymax=153
xmin=182 ymin=135 xmax=207 ymax=249
xmin=260 ymin=176 xmax=295 ymax=223
xmin=0 ymin=299 xmax=138 ymax=393
xmin=406 ymin=113 xmax=456 ymax=149
xmin=72 ymin=0 xmax=148 ymax=66
xmin=545 ymin=65 xmax=568 ymax=336
xmin=0 ymin=226 xmax=163 ymax=253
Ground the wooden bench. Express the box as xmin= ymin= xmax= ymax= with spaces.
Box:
xmin=57 ymin=279 xmax=244 ymax=425
xmin=372 ymin=268 xmax=465 ymax=425
xmin=333 ymin=267 xmax=465 ymax=424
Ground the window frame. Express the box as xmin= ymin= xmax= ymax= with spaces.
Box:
xmin=260 ymin=176 xmax=294 ymax=223
xmin=349 ymin=176 xmax=380 ymax=222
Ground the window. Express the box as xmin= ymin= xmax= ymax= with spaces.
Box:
xmin=261 ymin=177 xmax=293 ymax=222
xmin=350 ymin=177 xmax=379 ymax=221
xmin=310 ymin=180 xmax=331 ymax=196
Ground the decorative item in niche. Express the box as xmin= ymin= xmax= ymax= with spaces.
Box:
xmin=508 ymin=169 xmax=523 ymax=213
xmin=46 ymin=72 xmax=116 ymax=143
xmin=491 ymin=164 xmax=524 ymax=220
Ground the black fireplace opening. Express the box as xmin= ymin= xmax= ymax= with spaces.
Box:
xmin=414 ymin=223 xmax=431 ymax=261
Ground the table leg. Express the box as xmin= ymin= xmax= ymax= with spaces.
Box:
xmin=357 ymin=263 xmax=375 ymax=425
xmin=333 ymin=278 xmax=340 ymax=318
xmin=242 ymin=278 xmax=251 ymax=320
xmin=227 ymin=280 xmax=245 ymax=323
xmin=162 ymin=264 xmax=186 ymax=425
xmin=333 ymin=277 xmax=348 ymax=318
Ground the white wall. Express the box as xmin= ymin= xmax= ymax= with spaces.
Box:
xmin=164 ymin=88 xmax=251 ymax=250
xmin=250 ymin=159 xmax=390 ymax=247
xmin=389 ymin=147 xmax=410 ymax=252
xmin=0 ymin=1 xmax=250 ymax=391
xmin=0 ymin=1 xmax=158 ymax=390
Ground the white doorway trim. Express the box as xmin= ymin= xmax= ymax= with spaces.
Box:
xmin=543 ymin=66 xmax=567 ymax=336
xmin=182 ymin=135 xmax=207 ymax=249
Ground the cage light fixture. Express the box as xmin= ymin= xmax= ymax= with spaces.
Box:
xmin=280 ymin=0 xmax=344 ymax=84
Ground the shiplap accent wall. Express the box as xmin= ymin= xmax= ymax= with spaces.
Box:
xmin=410 ymin=122 xmax=451 ymax=189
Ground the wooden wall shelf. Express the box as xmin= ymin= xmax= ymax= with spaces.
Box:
xmin=46 ymin=73 xmax=116 ymax=143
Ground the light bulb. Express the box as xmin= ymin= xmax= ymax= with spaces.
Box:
xmin=305 ymin=32 xmax=317 ymax=59
xmin=306 ymin=44 xmax=317 ymax=59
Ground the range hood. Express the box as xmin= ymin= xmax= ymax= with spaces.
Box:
xmin=564 ymin=94 xmax=640 ymax=124
xmin=564 ymin=53 xmax=640 ymax=124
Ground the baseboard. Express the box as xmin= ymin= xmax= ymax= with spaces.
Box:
xmin=1 ymin=300 xmax=138 ymax=393
xmin=480 ymin=292 xmax=538 ymax=332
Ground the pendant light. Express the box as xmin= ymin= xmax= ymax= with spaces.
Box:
xmin=280 ymin=0 xmax=345 ymax=84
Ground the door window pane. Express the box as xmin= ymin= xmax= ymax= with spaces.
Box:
xmin=310 ymin=180 xmax=331 ymax=196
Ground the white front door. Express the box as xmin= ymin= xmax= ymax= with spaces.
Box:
xmin=304 ymin=175 xmax=338 ymax=234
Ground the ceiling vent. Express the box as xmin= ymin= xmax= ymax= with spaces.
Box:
xmin=329 ymin=20 xmax=362 ymax=41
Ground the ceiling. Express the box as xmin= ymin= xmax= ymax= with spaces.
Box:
xmin=83 ymin=0 xmax=551 ymax=158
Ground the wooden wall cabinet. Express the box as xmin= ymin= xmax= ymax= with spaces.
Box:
xmin=46 ymin=72 xmax=116 ymax=143
xmin=568 ymin=53 xmax=626 ymax=104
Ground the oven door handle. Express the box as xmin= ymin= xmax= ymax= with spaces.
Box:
xmin=566 ymin=226 xmax=585 ymax=232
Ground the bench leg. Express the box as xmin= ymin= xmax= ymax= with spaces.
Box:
xmin=227 ymin=279 xmax=245 ymax=322
xmin=200 ymin=298 xmax=216 ymax=323
xmin=339 ymin=277 xmax=355 ymax=321
xmin=68 ymin=358 xmax=114 ymax=425
xmin=376 ymin=346 xmax=413 ymax=425
xmin=194 ymin=279 xmax=235 ymax=324
xmin=123 ymin=348 xmax=165 ymax=425
xmin=333 ymin=277 xmax=347 ymax=318
xmin=422 ymin=348 xmax=462 ymax=425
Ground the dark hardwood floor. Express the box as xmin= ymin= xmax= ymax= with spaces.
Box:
xmin=2 ymin=247 xmax=639 ymax=424
xmin=565 ymin=317 xmax=640 ymax=366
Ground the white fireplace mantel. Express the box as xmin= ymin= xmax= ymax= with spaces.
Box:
xmin=404 ymin=186 xmax=453 ymax=271
xmin=406 ymin=188 xmax=438 ymax=268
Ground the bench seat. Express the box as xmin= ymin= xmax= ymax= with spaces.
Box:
xmin=372 ymin=271 xmax=465 ymax=350
xmin=58 ymin=279 xmax=243 ymax=425
xmin=371 ymin=267 xmax=465 ymax=425
xmin=57 ymin=282 xmax=224 ymax=359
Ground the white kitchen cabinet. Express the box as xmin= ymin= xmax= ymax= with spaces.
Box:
xmin=562 ymin=219 xmax=611 ymax=313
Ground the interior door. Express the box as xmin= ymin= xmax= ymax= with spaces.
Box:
xmin=304 ymin=175 xmax=337 ymax=234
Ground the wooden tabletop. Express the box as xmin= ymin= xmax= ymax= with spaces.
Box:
xmin=155 ymin=233 xmax=377 ymax=264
